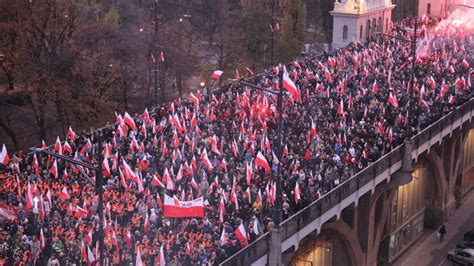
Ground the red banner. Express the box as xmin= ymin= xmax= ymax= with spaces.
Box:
xmin=0 ymin=203 xmax=18 ymax=222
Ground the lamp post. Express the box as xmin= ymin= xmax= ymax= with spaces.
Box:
xmin=31 ymin=133 xmax=105 ymax=266
xmin=377 ymin=18 xmax=419 ymax=186
xmin=238 ymin=66 xmax=284 ymax=265
xmin=270 ymin=0 xmax=276 ymax=65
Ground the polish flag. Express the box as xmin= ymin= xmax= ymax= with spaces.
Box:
xmin=461 ymin=59 xmax=470 ymax=69
xmin=68 ymin=126 xmax=76 ymax=142
xmin=75 ymin=205 xmax=88 ymax=219
xmin=283 ymin=144 xmax=289 ymax=157
xmin=54 ymin=137 xmax=63 ymax=155
xmin=211 ymin=70 xmax=223 ymax=79
xmin=169 ymin=114 xmax=183 ymax=133
xmin=310 ymin=119 xmax=317 ymax=139
xmin=189 ymin=176 xmax=198 ymax=190
xmin=63 ymin=141 xmax=73 ymax=154
xmin=85 ymin=230 xmax=93 ymax=244
xmin=40 ymin=228 xmax=45 ymax=249
xmin=0 ymin=144 xmax=9 ymax=165
xmin=449 ymin=95 xmax=455 ymax=105
xmin=124 ymin=230 xmax=131 ymax=247
xmin=220 ymin=227 xmax=227 ymax=244
xmin=143 ymin=213 xmax=150 ymax=233
xmin=81 ymin=241 xmax=87 ymax=261
xmin=428 ymin=76 xmax=436 ymax=89
xmin=283 ymin=67 xmax=301 ymax=101
xmin=325 ymin=68 xmax=334 ymax=83
xmin=124 ymin=112 xmax=137 ymax=131
xmin=235 ymin=223 xmax=249 ymax=247
xmin=143 ymin=108 xmax=150 ymax=123
xmin=255 ymin=151 xmax=270 ymax=173
xmin=246 ymin=162 xmax=252 ymax=185
xmin=62 ymin=168 xmax=68 ymax=181
xmin=372 ymin=80 xmax=378 ymax=95
xmin=245 ymin=187 xmax=251 ymax=204
xmin=122 ymin=161 xmax=138 ymax=182
xmin=50 ymin=159 xmax=58 ymax=178
xmin=230 ymin=189 xmax=239 ymax=210
xmin=337 ymin=98 xmax=344 ymax=116
xmin=102 ymin=157 xmax=111 ymax=177
xmin=190 ymin=92 xmax=200 ymax=105
xmin=59 ymin=187 xmax=70 ymax=201
xmin=388 ymin=127 xmax=393 ymax=143
xmin=119 ymin=169 xmax=130 ymax=190
xmin=87 ymin=246 xmax=96 ymax=265
xmin=152 ymin=174 xmax=164 ymax=188
xmin=294 ymin=182 xmax=301 ymax=203
xmin=159 ymin=245 xmax=166 ymax=266
xmin=440 ymin=79 xmax=448 ymax=98
xmin=163 ymin=194 xmax=204 ymax=218
xmin=201 ymin=149 xmax=214 ymax=171
xmin=419 ymin=98 xmax=429 ymax=109
xmin=388 ymin=92 xmax=399 ymax=108
xmin=220 ymin=158 xmax=227 ymax=173
xmin=25 ymin=182 xmax=34 ymax=210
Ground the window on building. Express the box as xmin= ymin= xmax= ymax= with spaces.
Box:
xmin=360 ymin=25 xmax=363 ymax=39
xmin=427 ymin=3 xmax=431 ymax=15
xmin=378 ymin=17 xmax=382 ymax=32
xmin=343 ymin=25 xmax=348 ymax=40
xmin=386 ymin=18 xmax=389 ymax=32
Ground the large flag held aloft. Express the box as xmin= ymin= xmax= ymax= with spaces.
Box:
xmin=163 ymin=194 xmax=204 ymax=218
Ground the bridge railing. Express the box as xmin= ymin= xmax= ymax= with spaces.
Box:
xmin=221 ymin=98 xmax=473 ymax=266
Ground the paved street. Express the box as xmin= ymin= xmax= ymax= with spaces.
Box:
xmin=393 ymin=191 xmax=474 ymax=266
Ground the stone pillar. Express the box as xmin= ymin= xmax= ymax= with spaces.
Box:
xmin=269 ymin=227 xmax=283 ymax=266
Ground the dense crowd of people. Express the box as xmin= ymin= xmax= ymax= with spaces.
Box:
xmin=0 ymin=16 xmax=473 ymax=266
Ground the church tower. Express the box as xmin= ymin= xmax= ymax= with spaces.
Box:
xmin=330 ymin=0 xmax=396 ymax=48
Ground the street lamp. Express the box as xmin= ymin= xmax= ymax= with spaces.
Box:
xmin=238 ymin=66 xmax=284 ymax=265
xmin=376 ymin=18 xmax=419 ymax=186
xmin=30 ymin=133 xmax=105 ymax=266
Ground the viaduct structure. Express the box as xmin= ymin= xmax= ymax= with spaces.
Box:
xmin=221 ymin=98 xmax=474 ymax=265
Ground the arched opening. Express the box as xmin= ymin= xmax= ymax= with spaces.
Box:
xmin=292 ymin=230 xmax=355 ymax=266
xmin=385 ymin=18 xmax=389 ymax=32
xmin=372 ymin=18 xmax=377 ymax=36
xmin=366 ymin=20 xmax=371 ymax=41
xmin=360 ymin=25 xmax=363 ymax=39
xmin=427 ymin=3 xmax=431 ymax=15
xmin=342 ymin=25 xmax=348 ymax=41
xmin=378 ymin=17 xmax=382 ymax=32
xmin=458 ymin=129 xmax=474 ymax=196
xmin=378 ymin=157 xmax=441 ymax=263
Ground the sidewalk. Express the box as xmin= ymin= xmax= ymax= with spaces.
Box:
xmin=393 ymin=191 xmax=474 ymax=266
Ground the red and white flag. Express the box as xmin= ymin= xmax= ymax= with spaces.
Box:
xmin=255 ymin=151 xmax=270 ymax=173
xmin=124 ymin=112 xmax=137 ymax=131
xmin=439 ymin=79 xmax=448 ymax=98
xmin=211 ymin=70 xmax=223 ymax=79
xmin=163 ymin=194 xmax=204 ymax=218
xmin=0 ymin=144 xmax=9 ymax=165
xmin=294 ymin=182 xmax=301 ymax=203
xmin=40 ymin=228 xmax=45 ymax=249
xmin=235 ymin=223 xmax=249 ymax=247
xmin=50 ymin=159 xmax=58 ymax=178
xmin=102 ymin=157 xmax=111 ymax=177
xmin=68 ymin=126 xmax=76 ymax=142
xmin=59 ymin=187 xmax=70 ymax=201
xmin=283 ymin=67 xmax=301 ymax=101
xmin=159 ymin=245 xmax=166 ymax=266
xmin=388 ymin=92 xmax=399 ymax=108
xmin=449 ymin=95 xmax=455 ymax=105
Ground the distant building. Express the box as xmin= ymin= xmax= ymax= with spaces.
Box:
xmin=330 ymin=0 xmax=396 ymax=49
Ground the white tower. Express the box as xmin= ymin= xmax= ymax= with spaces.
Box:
xmin=330 ymin=0 xmax=396 ymax=49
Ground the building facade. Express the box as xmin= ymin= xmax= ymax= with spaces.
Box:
xmin=330 ymin=0 xmax=396 ymax=49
